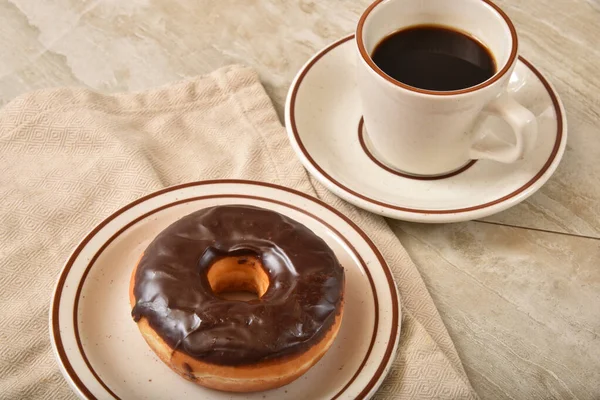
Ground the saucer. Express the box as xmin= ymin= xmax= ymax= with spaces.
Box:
xmin=50 ymin=180 xmax=400 ymax=400
xmin=285 ymin=35 xmax=567 ymax=223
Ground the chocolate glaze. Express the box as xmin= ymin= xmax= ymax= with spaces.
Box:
xmin=131 ymin=205 xmax=344 ymax=366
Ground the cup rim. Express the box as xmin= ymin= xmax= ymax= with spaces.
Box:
xmin=356 ymin=0 xmax=519 ymax=96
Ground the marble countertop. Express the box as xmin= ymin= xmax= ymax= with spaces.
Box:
xmin=1 ymin=0 xmax=598 ymax=398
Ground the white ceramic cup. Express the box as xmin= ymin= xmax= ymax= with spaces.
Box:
xmin=356 ymin=0 xmax=538 ymax=176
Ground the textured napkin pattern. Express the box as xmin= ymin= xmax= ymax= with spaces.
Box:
xmin=0 ymin=65 xmax=477 ymax=399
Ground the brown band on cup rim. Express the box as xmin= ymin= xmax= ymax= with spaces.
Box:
xmin=356 ymin=0 xmax=519 ymax=96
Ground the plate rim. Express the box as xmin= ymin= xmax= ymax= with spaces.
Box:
xmin=284 ymin=34 xmax=568 ymax=223
xmin=50 ymin=179 xmax=401 ymax=400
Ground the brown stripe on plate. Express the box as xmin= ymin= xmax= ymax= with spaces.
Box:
xmin=51 ymin=180 xmax=400 ymax=400
xmin=289 ymin=35 xmax=563 ymax=214
xmin=74 ymin=194 xmax=379 ymax=400
xmin=358 ymin=117 xmax=477 ymax=180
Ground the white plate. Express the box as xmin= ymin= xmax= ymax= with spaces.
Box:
xmin=50 ymin=180 xmax=401 ymax=400
xmin=285 ymin=35 xmax=568 ymax=223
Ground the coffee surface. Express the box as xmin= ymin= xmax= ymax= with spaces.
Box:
xmin=371 ymin=25 xmax=496 ymax=91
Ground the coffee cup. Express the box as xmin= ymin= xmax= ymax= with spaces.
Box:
xmin=356 ymin=0 xmax=538 ymax=176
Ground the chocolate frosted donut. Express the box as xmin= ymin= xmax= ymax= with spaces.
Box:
xmin=131 ymin=205 xmax=345 ymax=370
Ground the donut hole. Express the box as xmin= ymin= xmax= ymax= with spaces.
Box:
xmin=206 ymin=255 xmax=269 ymax=301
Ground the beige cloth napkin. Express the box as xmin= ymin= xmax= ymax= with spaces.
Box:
xmin=0 ymin=65 xmax=477 ymax=399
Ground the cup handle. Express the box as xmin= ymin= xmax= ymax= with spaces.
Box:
xmin=468 ymin=92 xmax=538 ymax=163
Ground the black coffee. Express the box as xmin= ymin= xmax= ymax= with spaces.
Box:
xmin=371 ymin=25 xmax=496 ymax=91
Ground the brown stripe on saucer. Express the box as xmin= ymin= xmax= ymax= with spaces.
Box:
xmin=358 ymin=117 xmax=477 ymax=180
xmin=288 ymin=35 xmax=564 ymax=214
